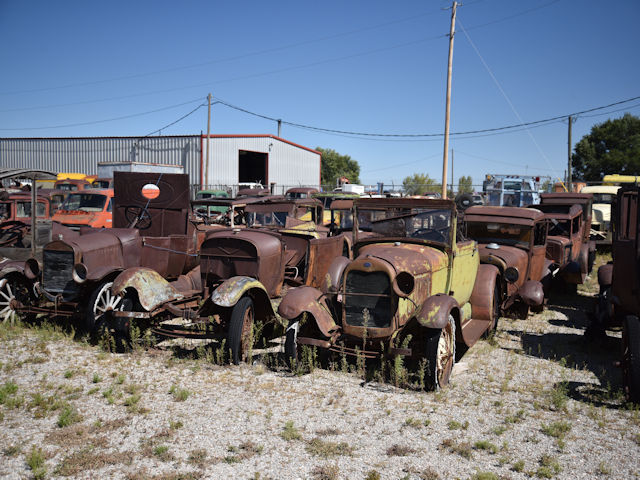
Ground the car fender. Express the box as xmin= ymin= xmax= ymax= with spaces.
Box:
xmin=323 ymin=256 xmax=351 ymax=293
xmin=112 ymin=267 xmax=184 ymax=312
xmin=0 ymin=260 xmax=26 ymax=277
xmin=598 ymin=263 xmax=613 ymax=289
xmin=518 ymin=280 xmax=544 ymax=306
xmin=278 ymin=286 xmax=337 ymax=338
xmin=416 ymin=294 xmax=459 ymax=330
xmin=210 ymin=276 xmax=269 ymax=308
xmin=470 ymin=264 xmax=499 ymax=321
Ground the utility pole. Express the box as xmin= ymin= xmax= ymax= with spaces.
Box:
xmin=441 ymin=1 xmax=458 ymax=199
xmin=277 ymin=119 xmax=282 ymax=137
xmin=204 ymin=93 xmax=212 ymax=189
xmin=567 ymin=115 xmax=574 ymax=192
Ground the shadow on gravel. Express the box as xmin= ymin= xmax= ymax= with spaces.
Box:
xmin=514 ymin=330 xmax=621 ymax=387
xmin=500 ymin=289 xmax=625 ymax=407
xmin=565 ymin=381 xmax=627 ymax=409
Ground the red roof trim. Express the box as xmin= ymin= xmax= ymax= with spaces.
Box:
xmin=203 ymin=134 xmax=321 ymax=156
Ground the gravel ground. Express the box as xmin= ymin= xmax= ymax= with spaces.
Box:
xmin=0 ymin=286 xmax=639 ymax=480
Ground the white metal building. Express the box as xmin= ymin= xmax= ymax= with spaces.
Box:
xmin=0 ymin=134 xmax=321 ymax=193
xmin=202 ymin=135 xmax=320 ymax=192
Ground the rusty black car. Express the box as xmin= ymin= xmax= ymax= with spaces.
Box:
xmin=0 ymin=172 xmax=201 ymax=343
xmin=463 ymin=206 xmax=549 ymax=318
xmin=594 ymin=186 xmax=640 ymax=402
xmin=110 ymin=197 xmax=347 ymax=363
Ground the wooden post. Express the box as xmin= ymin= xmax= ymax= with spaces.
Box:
xmin=441 ymin=1 xmax=457 ymax=199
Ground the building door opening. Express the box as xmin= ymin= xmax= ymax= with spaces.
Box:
xmin=238 ymin=150 xmax=267 ymax=186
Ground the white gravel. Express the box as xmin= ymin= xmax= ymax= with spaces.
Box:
xmin=0 ymin=290 xmax=639 ymax=480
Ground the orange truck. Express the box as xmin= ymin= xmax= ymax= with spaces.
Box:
xmin=52 ymin=189 xmax=113 ymax=230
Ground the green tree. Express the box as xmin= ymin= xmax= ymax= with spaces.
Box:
xmin=572 ymin=113 xmax=640 ymax=181
xmin=457 ymin=175 xmax=473 ymax=194
xmin=317 ymin=147 xmax=360 ymax=187
xmin=402 ymin=173 xmax=438 ymax=196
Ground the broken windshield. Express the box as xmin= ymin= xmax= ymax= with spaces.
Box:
xmin=466 ymin=222 xmax=531 ymax=248
xmin=60 ymin=193 xmax=107 ymax=212
xmin=356 ymin=208 xmax=452 ymax=244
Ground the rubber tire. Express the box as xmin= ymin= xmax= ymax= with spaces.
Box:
xmin=623 ymin=315 xmax=640 ymax=404
xmin=425 ymin=314 xmax=456 ymax=390
xmin=227 ymin=296 xmax=254 ymax=365
xmin=455 ymin=193 xmax=473 ymax=211
xmin=284 ymin=320 xmax=299 ymax=369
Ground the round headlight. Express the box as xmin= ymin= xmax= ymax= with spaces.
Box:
xmin=25 ymin=258 xmax=40 ymax=280
xmin=72 ymin=263 xmax=88 ymax=284
xmin=393 ymin=272 xmax=415 ymax=297
xmin=504 ymin=266 xmax=519 ymax=283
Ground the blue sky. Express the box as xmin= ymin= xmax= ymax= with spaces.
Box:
xmin=1 ymin=0 xmax=638 ymax=189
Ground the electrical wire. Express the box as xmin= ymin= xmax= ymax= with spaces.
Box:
xmin=142 ymin=102 xmax=207 ymax=137
xmin=458 ymin=17 xmax=558 ymax=178
xmin=0 ymin=0 xmax=563 ymax=103
xmin=215 ymin=94 xmax=640 ymax=139
xmin=0 ymin=9 xmax=446 ymax=97
xmin=0 ymin=97 xmax=205 ymax=131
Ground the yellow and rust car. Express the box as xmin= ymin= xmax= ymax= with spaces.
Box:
xmin=278 ymin=197 xmax=500 ymax=390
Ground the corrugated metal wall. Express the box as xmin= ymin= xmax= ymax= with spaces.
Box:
xmin=0 ymin=136 xmax=201 ymax=182
xmin=0 ymin=135 xmax=320 ymax=192
xmin=204 ymin=136 xmax=320 ymax=189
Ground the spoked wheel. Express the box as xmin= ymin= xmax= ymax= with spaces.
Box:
xmin=227 ymin=297 xmax=254 ymax=365
xmin=284 ymin=319 xmax=299 ymax=368
xmin=0 ymin=275 xmax=35 ymax=324
xmin=425 ymin=314 xmax=456 ymax=390
xmin=622 ymin=315 xmax=640 ymax=404
xmin=86 ymin=281 xmax=129 ymax=351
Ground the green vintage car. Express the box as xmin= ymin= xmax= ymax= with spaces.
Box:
xmin=194 ymin=189 xmax=230 ymax=215
xmin=278 ymin=197 xmax=500 ymax=389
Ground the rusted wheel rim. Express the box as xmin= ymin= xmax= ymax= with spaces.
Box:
xmin=436 ymin=319 xmax=455 ymax=387
xmin=93 ymin=282 xmax=123 ymax=319
xmin=0 ymin=278 xmax=18 ymax=324
xmin=240 ymin=304 xmax=254 ymax=362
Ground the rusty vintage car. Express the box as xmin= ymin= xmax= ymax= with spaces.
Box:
xmin=0 ymin=172 xmax=201 ymax=340
xmin=539 ymin=192 xmax=596 ymax=273
xmin=52 ymin=188 xmax=114 ymax=230
xmin=593 ymin=186 xmax=640 ymax=401
xmin=277 ymin=197 xmax=500 ymax=389
xmin=463 ymin=206 xmax=549 ymax=317
xmin=110 ymin=197 xmax=346 ymax=363
xmin=529 ymin=202 xmax=589 ymax=288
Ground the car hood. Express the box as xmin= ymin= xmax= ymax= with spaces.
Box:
xmin=357 ymin=242 xmax=448 ymax=276
xmin=478 ymin=243 xmax=528 ymax=285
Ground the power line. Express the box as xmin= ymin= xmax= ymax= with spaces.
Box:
xmin=0 ymin=1 xmax=562 ymax=102
xmin=215 ymin=94 xmax=640 ymax=139
xmin=0 ymin=9 xmax=446 ymax=97
xmin=0 ymin=97 xmax=205 ymax=131
xmin=142 ymin=102 xmax=207 ymax=137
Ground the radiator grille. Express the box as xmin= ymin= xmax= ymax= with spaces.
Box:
xmin=344 ymin=271 xmax=391 ymax=328
xmin=43 ymin=250 xmax=78 ymax=299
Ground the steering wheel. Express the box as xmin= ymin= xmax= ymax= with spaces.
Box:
xmin=0 ymin=221 xmax=28 ymax=247
xmin=124 ymin=206 xmax=152 ymax=230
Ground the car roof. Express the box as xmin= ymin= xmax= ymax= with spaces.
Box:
xmin=464 ymin=206 xmax=545 ymax=223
